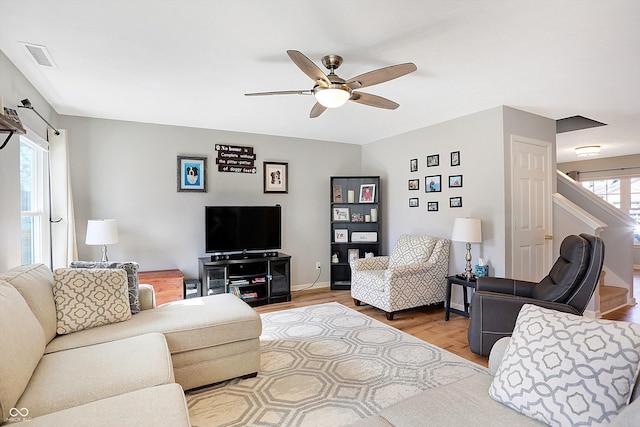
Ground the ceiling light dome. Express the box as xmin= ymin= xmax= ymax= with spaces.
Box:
xmin=575 ymin=145 xmax=601 ymax=157
xmin=314 ymin=85 xmax=351 ymax=108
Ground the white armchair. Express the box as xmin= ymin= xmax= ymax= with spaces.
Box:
xmin=350 ymin=235 xmax=450 ymax=320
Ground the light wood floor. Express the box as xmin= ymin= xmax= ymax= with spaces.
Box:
xmin=255 ymin=270 xmax=640 ymax=368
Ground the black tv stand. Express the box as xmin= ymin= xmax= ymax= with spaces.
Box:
xmin=199 ymin=253 xmax=291 ymax=307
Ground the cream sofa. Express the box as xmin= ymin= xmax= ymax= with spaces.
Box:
xmin=0 ymin=263 xmax=262 ymax=425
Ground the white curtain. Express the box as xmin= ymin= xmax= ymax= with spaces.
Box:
xmin=48 ymin=128 xmax=78 ymax=268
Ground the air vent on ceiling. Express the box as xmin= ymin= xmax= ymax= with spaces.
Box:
xmin=556 ymin=115 xmax=606 ymax=134
xmin=20 ymin=42 xmax=57 ymax=68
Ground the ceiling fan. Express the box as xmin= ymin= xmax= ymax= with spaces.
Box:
xmin=245 ymin=50 xmax=417 ymax=118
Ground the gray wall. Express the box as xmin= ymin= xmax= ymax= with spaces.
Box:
xmin=59 ymin=115 xmax=362 ymax=285
xmin=0 ymin=50 xmax=58 ymax=271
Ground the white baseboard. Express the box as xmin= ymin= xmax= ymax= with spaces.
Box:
xmin=291 ymin=281 xmax=330 ymax=292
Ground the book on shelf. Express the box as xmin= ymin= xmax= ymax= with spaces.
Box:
xmin=252 ymin=277 xmax=266 ymax=284
xmin=240 ymin=292 xmax=258 ymax=300
xmin=230 ymin=279 xmax=249 ymax=285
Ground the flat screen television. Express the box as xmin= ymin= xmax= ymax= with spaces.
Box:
xmin=205 ymin=205 xmax=281 ymax=253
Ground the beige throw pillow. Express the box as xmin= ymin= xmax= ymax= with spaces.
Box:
xmin=53 ymin=268 xmax=132 ymax=335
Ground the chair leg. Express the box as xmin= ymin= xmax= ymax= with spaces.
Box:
xmin=385 ymin=312 xmax=394 ymax=321
xmin=353 ymin=298 xmax=362 ymax=306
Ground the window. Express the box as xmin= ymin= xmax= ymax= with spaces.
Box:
xmin=581 ymin=177 xmax=640 ymax=245
xmin=20 ymin=136 xmax=51 ymax=265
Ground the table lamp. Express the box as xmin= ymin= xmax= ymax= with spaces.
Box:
xmin=451 ymin=218 xmax=482 ymax=280
xmin=85 ymin=219 xmax=118 ymax=262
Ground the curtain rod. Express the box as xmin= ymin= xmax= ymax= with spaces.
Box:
xmin=577 ymin=166 xmax=640 ymax=175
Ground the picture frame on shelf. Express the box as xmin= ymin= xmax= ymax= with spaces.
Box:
xmin=451 ymin=151 xmax=460 ymax=166
xmin=332 ymin=184 xmax=343 ymax=203
xmin=425 ymin=175 xmax=441 ymax=193
xmin=449 ymin=175 xmax=463 ymax=188
xmin=3 ymin=107 xmax=23 ymax=128
xmin=359 ymin=184 xmax=376 ymax=203
xmin=334 ymin=229 xmax=348 ymax=243
xmin=427 ymin=154 xmax=439 ymax=167
xmin=177 ymin=155 xmax=207 ymax=192
xmin=263 ymin=161 xmax=288 ymax=193
xmin=410 ymin=158 xmax=418 ymax=172
xmin=427 ymin=201 xmax=439 ymax=212
xmin=450 ymin=196 xmax=462 ymax=208
xmin=348 ymin=249 xmax=360 ymax=263
xmin=409 ymin=198 xmax=419 ymax=207
xmin=333 ymin=207 xmax=350 ymax=221
xmin=351 ymin=212 xmax=364 ymax=222
xmin=408 ymin=179 xmax=420 ymax=190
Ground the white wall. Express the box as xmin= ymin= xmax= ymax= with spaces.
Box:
xmin=0 ymin=50 xmax=58 ymax=271
xmin=58 ymin=115 xmax=362 ymax=284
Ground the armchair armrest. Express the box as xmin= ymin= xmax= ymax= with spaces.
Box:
xmin=351 ymin=256 xmax=389 ymax=272
xmin=488 ymin=337 xmax=511 ymax=376
xmin=476 ymin=277 xmax=537 ymax=297
xmin=138 ymin=283 xmax=156 ymax=310
xmin=386 ymin=261 xmax=436 ymax=279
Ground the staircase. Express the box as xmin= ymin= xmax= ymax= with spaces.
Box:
xmin=554 ymin=171 xmax=636 ymax=317
xmin=598 ymin=271 xmax=629 ymax=314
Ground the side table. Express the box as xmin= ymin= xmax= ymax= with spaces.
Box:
xmin=139 ymin=269 xmax=184 ymax=306
xmin=445 ymin=275 xmax=477 ymax=320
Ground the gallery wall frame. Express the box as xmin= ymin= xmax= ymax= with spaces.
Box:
xmin=450 ymin=196 xmax=462 ymax=208
xmin=427 ymin=201 xmax=439 ymax=212
xmin=409 ymin=198 xmax=419 ymax=207
xmin=451 ymin=151 xmax=460 ymax=166
xmin=427 ymin=154 xmax=439 ymax=167
xmin=449 ymin=175 xmax=463 ymax=188
xmin=408 ymin=179 xmax=420 ymax=190
xmin=425 ymin=175 xmax=441 ymax=193
xmin=177 ymin=155 xmax=207 ymax=192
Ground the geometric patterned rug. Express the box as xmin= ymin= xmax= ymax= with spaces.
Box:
xmin=186 ymin=302 xmax=486 ymax=426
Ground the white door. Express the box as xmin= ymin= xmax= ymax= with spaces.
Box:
xmin=511 ymin=136 xmax=553 ymax=281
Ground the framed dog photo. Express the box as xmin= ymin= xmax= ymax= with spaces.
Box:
xmin=408 ymin=179 xmax=420 ymax=190
xmin=177 ymin=155 xmax=207 ymax=192
xmin=425 ymin=175 xmax=441 ymax=193
xmin=264 ymin=161 xmax=288 ymax=193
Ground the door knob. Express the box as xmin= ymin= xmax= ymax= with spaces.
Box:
xmin=545 ymin=235 xmax=553 ymax=240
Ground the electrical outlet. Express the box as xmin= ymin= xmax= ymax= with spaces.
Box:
xmin=315 ymin=262 xmax=321 ymax=270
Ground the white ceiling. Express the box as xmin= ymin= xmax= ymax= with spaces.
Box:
xmin=1 ymin=0 xmax=639 ymax=163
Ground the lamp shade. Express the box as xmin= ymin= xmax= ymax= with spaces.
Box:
xmin=451 ymin=218 xmax=482 ymax=243
xmin=85 ymin=219 xmax=119 ymax=245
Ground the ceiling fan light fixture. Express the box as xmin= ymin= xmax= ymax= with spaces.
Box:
xmin=575 ymin=145 xmax=601 ymax=157
xmin=314 ymin=86 xmax=350 ymax=108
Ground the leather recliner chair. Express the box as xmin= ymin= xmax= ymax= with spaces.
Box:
xmin=468 ymin=233 xmax=605 ymax=356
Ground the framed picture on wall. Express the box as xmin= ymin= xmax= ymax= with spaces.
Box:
xmin=449 ymin=175 xmax=463 ymax=188
xmin=427 ymin=201 xmax=439 ymax=212
xmin=410 ymin=158 xmax=418 ymax=172
xmin=409 ymin=198 xmax=419 ymax=207
xmin=450 ymin=196 xmax=462 ymax=208
xmin=177 ymin=155 xmax=207 ymax=192
xmin=451 ymin=151 xmax=461 ymax=166
xmin=425 ymin=175 xmax=441 ymax=193
xmin=427 ymin=154 xmax=440 ymax=167
xmin=408 ymin=179 xmax=420 ymax=190
xmin=264 ymin=161 xmax=288 ymax=193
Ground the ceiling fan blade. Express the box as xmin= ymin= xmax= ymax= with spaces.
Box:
xmin=245 ymin=90 xmax=311 ymax=96
xmin=346 ymin=63 xmax=417 ymax=89
xmin=310 ymin=102 xmax=327 ymax=118
xmin=349 ymin=92 xmax=399 ymax=110
xmin=287 ymin=50 xmax=330 ymax=86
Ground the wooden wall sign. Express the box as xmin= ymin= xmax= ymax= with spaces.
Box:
xmin=215 ymin=144 xmax=257 ymax=174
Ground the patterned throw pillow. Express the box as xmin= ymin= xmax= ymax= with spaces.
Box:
xmin=489 ymin=304 xmax=640 ymax=426
xmin=69 ymin=261 xmax=141 ymax=314
xmin=388 ymin=235 xmax=436 ymax=268
xmin=53 ymin=268 xmax=132 ymax=335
